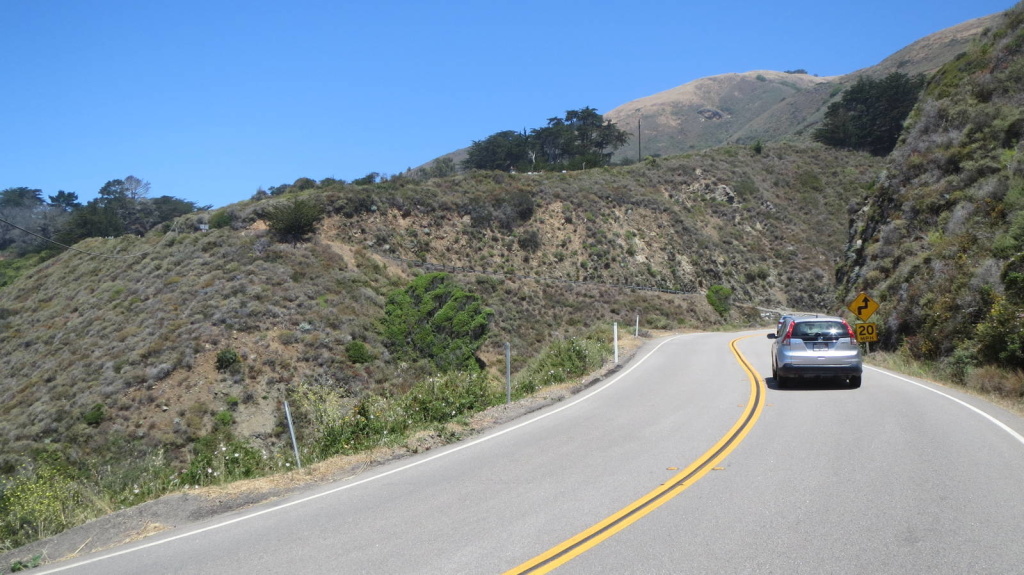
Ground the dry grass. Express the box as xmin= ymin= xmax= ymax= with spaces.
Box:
xmin=0 ymin=143 xmax=882 ymax=549
xmin=866 ymin=351 xmax=1024 ymax=417
xmin=180 ymin=330 xmax=654 ymax=500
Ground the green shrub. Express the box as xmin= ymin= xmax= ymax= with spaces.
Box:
xmin=796 ymin=170 xmax=824 ymax=192
xmin=293 ymin=370 xmax=500 ymax=461
xmin=288 ymin=380 xmax=353 ymax=435
xmin=214 ymin=410 xmax=234 ymax=428
xmin=380 ymin=273 xmax=493 ymax=372
xmin=208 ymin=210 xmax=233 ymax=229
xmin=976 ymin=297 xmax=1024 ymax=368
xmin=991 ymin=233 xmax=1018 ymax=258
xmin=345 ymin=340 xmax=373 ymax=364
xmin=92 ymin=447 xmax=181 ymax=509
xmin=945 ymin=346 xmax=978 ymax=385
xmin=405 ymin=371 xmax=497 ymax=423
xmin=645 ymin=314 xmax=675 ymax=330
xmin=514 ymin=336 xmax=609 ymax=396
xmin=0 ymin=465 xmax=82 ymax=545
xmin=517 ymin=229 xmax=542 ymax=253
xmin=315 ymin=395 xmax=412 ymax=457
xmin=1002 ymin=253 xmax=1024 ymax=303
xmin=180 ymin=432 xmax=271 ymax=486
xmin=0 ymin=252 xmax=53 ymax=289
xmin=261 ymin=197 xmax=325 ymax=242
xmin=215 ymin=349 xmax=241 ymax=371
xmin=743 ymin=266 xmax=770 ymax=282
xmin=83 ymin=403 xmax=105 ymax=426
xmin=706 ymin=285 xmax=733 ymax=318
xmin=9 ymin=554 xmax=42 ymax=571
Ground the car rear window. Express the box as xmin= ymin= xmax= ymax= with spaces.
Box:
xmin=791 ymin=321 xmax=846 ymax=340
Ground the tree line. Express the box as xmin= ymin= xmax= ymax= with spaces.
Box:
xmin=0 ymin=176 xmax=208 ymax=256
xmin=813 ymin=72 xmax=926 ymax=157
xmin=462 ymin=107 xmax=631 ymax=172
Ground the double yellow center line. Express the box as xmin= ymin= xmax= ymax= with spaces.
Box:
xmin=504 ymin=335 xmax=766 ymax=574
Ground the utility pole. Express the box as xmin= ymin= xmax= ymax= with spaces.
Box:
xmin=637 ymin=115 xmax=642 ymax=162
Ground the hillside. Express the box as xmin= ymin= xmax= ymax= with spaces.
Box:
xmin=0 ymin=143 xmax=882 ymax=443
xmin=601 ymin=15 xmax=1000 ymax=161
xmin=604 ymin=70 xmax=834 ymax=158
xmin=419 ymin=14 xmax=999 ymax=176
xmin=0 ymin=142 xmax=882 ymax=547
xmin=839 ymin=4 xmax=1024 ymax=388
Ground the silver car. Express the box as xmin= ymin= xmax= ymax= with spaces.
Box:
xmin=767 ymin=315 xmax=862 ymax=388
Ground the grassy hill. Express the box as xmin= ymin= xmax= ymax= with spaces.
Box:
xmin=605 ymin=70 xmax=833 ymax=158
xmin=602 ymin=15 xmax=1000 ymax=161
xmin=422 ymin=14 xmax=998 ymax=175
xmin=0 ymin=142 xmax=882 ymax=549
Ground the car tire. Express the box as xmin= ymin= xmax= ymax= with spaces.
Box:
xmin=776 ymin=375 xmax=787 ymax=389
xmin=849 ymin=376 xmax=862 ymax=389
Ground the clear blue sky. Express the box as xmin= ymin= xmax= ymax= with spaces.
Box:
xmin=2 ymin=0 xmax=1016 ymax=210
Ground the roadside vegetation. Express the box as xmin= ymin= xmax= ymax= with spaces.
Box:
xmin=839 ymin=3 xmax=1024 ymax=396
xmin=0 ymin=140 xmax=881 ymax=553
xmin=866 ymin=350 xmax=1024 ymax=414
xmin=0 ymin=323 xmax=614 ymax=552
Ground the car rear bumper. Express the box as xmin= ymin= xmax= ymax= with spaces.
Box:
xmin=777 ymin=364 xmax=862 ymax=378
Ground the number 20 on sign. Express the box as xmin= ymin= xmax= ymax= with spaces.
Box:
xmin=855 ymin=323 xmax=878 ymax=343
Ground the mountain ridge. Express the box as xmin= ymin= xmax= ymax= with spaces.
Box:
xmin=422 ymin=13 xmax=999 ymax=174
xmin=601 ymin=14 xmax=1002 ymax=161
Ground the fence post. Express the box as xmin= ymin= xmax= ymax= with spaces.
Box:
xmin=283 ymin=400 xmax=302 ymax=469
xmin=505 ymin=342 xmax=512 ymax=404
xmin=614 ymin=322 xmax=619 ymax=366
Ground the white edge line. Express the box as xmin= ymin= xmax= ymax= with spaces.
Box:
xmin=866 ymin=365 xmax=1024 ymax=447
xmin=38 ymin=334 xmax=688 ymax=574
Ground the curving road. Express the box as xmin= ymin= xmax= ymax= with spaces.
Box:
xmin=36 ymin=331 xmax=1024 ymax=574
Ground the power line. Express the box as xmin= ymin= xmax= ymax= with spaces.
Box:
xmin=0 ymin=214 xmax=175 ymax=259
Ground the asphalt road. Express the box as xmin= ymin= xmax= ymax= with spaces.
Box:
xmin=35 ymin=330 xmax=1024 ymax=574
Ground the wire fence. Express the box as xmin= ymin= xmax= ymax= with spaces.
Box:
xmin=370 ymin=251 xmax=794 ymax=320
xmin=371 ymin=251 xmax=699 ymax=296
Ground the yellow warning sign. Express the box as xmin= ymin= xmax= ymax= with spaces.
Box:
xmin=847 ymin=292 xmax=879 ymax=322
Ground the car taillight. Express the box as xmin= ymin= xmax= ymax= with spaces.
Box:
xmin=781 ymin=321 xmax=795 ymax=346
xmin=842 ymin=320 xmax=856 ymax=340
